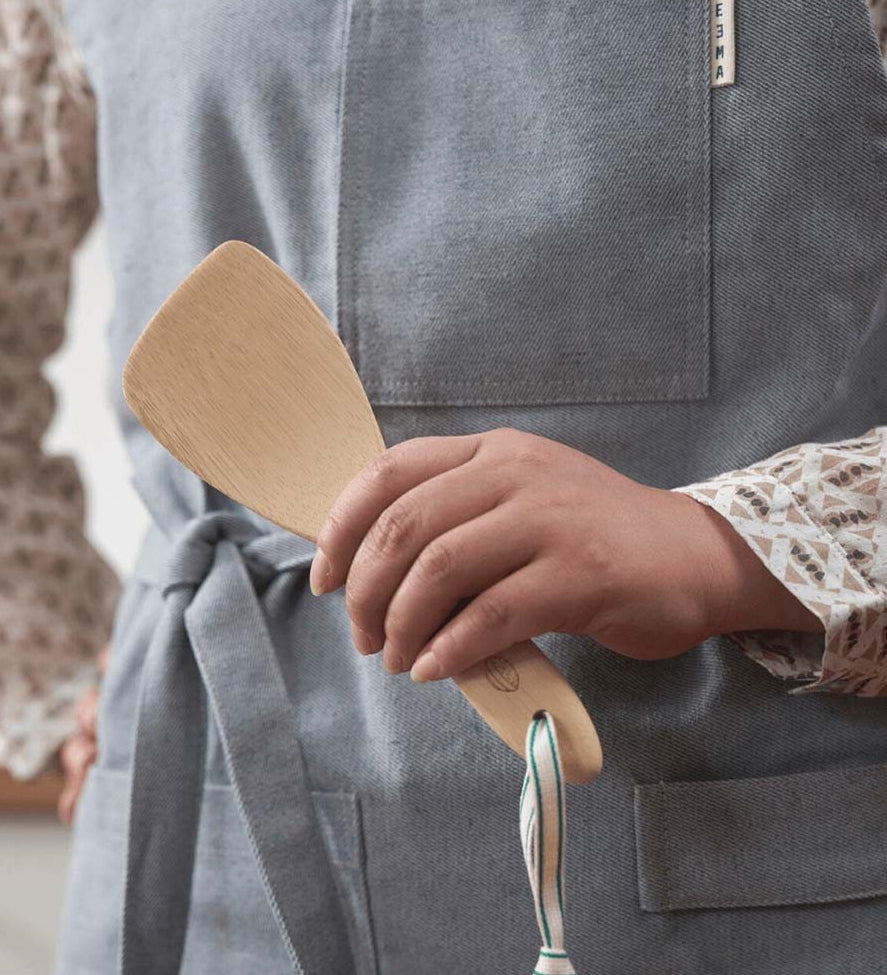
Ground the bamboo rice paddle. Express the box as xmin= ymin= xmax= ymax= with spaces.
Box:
xmin=123 ymin=241 xmax=603 ymax=784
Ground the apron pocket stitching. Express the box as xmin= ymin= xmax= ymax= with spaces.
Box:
xmin=636 ymin=762 xmax=887 ymax=913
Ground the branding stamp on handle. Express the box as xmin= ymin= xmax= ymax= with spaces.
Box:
xmin=711 ymin=0 xmax=736 ymax=88
xmin=484 ymin=655 xmax=520 ymax=693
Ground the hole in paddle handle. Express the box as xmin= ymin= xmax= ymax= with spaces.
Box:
xmin=452 ymin=641 xmax=602 ymax=785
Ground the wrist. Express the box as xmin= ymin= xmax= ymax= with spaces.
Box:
xmin=679 ymin=493 xmax=821 ymax=637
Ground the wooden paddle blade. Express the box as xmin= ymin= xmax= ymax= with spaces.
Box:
xmin=123 ymin=241 xmax=385 ymax=541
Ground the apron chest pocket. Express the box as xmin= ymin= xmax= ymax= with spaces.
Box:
xmin=338 ymin=0 xmax=712 ymax=407
xmin=634 ymin=762 xmax=887 ymax=913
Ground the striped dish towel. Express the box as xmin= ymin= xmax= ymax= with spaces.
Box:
xmin=520 ymin=713 xmax=576 ymax=975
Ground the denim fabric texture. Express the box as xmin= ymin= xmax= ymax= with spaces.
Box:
xmin=635 ymin=762 xmax=887 ymax=912
xmin=337 ymin=0 xmax=711 ymax=405
xmin=56 ymin=1 xmax=887 ymax=973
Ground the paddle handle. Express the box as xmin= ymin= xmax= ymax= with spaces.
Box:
xmin=452 ymin=639 xmax=602 ymax=784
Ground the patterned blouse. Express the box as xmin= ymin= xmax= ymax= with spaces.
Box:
xmin=1 ymin=0 xmax=886 ymax=777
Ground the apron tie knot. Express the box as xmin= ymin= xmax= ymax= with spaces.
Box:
xmin=159 ymin=511 xmax=262 ymax=597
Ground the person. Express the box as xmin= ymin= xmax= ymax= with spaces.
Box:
xmin=0 ymin=0 xmax=118 ymax=787
xmin=4 ymin=1 xmax=887 ymax=973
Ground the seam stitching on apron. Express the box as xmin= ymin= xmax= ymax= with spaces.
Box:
xmin=349 ymin=0 xmax=372 ymax=377
xmin=661 ymin=781 xmax=673 ymax=912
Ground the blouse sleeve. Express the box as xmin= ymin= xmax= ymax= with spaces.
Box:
xmin=674 ymin=430 xmax=887 ymax=696
xmin=0 ymin=0 xmax=119 ymax=778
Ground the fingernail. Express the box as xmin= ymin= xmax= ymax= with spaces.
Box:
xmin=351 ymin=624 xmax=370 ymax=655
xmin=383 ymin=648 xmax=404 ymax=674
xmin=411 ymin=649 xmax=442 ymax=683
xmin=351 ymin=625 xmax=381 ymax=656
xmin=309 ymin=550 xmax=331 ymax=595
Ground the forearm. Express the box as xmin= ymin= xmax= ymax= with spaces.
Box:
xmin=674 ymin=429 xmax=887 ymax=695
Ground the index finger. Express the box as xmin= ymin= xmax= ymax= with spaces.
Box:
xmin=311 ymin=434 xmax=480 ymax=594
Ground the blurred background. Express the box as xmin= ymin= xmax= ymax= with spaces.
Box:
xmin=0 ymin=219 xmax=147 ymax=974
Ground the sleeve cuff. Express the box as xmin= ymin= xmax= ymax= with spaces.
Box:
xmin=675 ymin=468 xmax=887 ymax=697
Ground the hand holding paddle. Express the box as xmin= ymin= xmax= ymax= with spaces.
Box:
xmin=123 ymin=241 xmax=603 ymax=784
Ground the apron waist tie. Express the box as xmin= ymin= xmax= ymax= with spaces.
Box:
xmin=520 ymin=713 xmax=576 ymax=975
xmin=120 ymin=512 xmax=354 ymax=975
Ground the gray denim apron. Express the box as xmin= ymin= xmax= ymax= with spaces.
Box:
xmin=57 ymin=1 xmax=887 ymax=973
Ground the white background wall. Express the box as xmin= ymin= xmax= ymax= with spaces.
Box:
xmin=0 ymin=219 xmax=147 ymax=974
xmin=45 ymin=220 xmax=149 ymax=577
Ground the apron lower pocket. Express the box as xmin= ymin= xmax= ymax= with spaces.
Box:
xmin=634 ymin=762 xmax=887 ymax=913
xmin=55 ymin=767 xmax=378 ymax=975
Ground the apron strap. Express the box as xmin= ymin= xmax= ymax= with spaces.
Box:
xmin=120 ymin=514 xmax=354 ymax=975
xmin=520 ymin=713 xmax=577 ymax=975
xmin=120 ymin=585 xmax=205 ymax=975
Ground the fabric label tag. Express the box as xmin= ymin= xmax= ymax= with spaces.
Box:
xmin=711 ymin=0 xmax=736 ymax=87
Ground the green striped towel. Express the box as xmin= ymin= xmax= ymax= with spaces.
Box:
xmin=520 ymin=713 xmax=576 ymax=975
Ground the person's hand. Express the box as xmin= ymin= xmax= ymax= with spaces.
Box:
xmin=310 ymin=428 xmax=820 ymax=682
xmin=58 ymin=645 xmax=107 ymax=824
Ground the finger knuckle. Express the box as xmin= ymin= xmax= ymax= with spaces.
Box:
xmin=344 ymin=579 xmax=375 ymax=626
xmin=430 ymin=627 xmax=460 ymax=668
xmin=416 ymin=540 xmax=455 ymax=583
xmin=512 ymin=444 xmax=545 ymax=470
xmin=364 ymin=451 xmax=400 ymax=490
xmin=369 ymin=503 xmax=419 ymax=559
xmin=486 ymin=428 xmax=543 ymax=467
xmin=476 ymin=594 xmax=512 ymax=631
xmin=316 ymin=509 xmax=346 ymax=552
xmin=384 ymin=610 xmax=411 ymax=644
